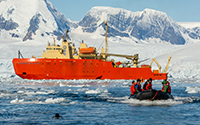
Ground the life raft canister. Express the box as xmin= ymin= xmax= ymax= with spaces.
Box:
xmin=79 ymin=47 xmax=95 ymax=54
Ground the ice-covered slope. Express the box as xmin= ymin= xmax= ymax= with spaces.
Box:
xmin=0 ymin=0 xmax=75 ymax=41
xmin=150 ymin=43 xmax=200 ymax=79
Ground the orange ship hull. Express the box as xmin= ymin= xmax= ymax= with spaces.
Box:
xmin=12 ymin=58 xmax=167 ymax=80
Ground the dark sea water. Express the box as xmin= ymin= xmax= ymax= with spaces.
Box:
xmin=0 ymin=79 xmax=199 ymax=125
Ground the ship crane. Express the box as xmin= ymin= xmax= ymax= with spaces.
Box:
xmin=150 ymin=57 xmax=172 ymax=73
xmin=150 ymin=58 xmax=162 ymax=73
xmin=163 ymin=57 xmax=172 ymax=73
xmin=100 ymin=53 xmax=139 ymax=67
xmin=101 ymin=21 xmax=140 ymax=67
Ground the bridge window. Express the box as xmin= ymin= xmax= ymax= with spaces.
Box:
xmin=47 ymin=48 xmax=52 ymax=50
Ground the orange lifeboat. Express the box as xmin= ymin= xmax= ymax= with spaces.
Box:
xmin=79 ymin=47 xmax=95 ymax=54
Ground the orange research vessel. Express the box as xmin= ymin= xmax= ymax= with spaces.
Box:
xmin=12 ymin=22 xmax=171 ymax=80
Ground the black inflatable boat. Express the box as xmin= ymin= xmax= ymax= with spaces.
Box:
xmin=131 ymin=89 xmax=173 ymax=100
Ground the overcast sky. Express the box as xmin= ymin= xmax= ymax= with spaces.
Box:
xmin=49 ymin=0 xmax=200 ymax=22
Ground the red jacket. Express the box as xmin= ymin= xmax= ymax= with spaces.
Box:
xmin=130 ymin=83 xmax=136 ymax=95
xmin=145 ymin=83 xmax=152 ymax=90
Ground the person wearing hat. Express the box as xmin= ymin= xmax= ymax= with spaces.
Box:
xmin=135 ymin=78 xmax=142 ymax=92
xmin=130 ymin=80 xmax=136 ymax=96
xmin=146 ymin=78 xmax=153 ymax=90
xmin=129 ymin=79 xmax=142 ymax=99
xmin=143 ymin=78 xmax=153 ymax=90
xmin=161 ymin=79 xmax=171 ymax=95
xmin=143 ymin=80 xmax=149 ymax=90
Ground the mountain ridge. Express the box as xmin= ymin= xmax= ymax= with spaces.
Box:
xmin=78 ymin=6 xmax=189 ymax=44
xmin=0 ymin=1 xmax=200 ymax=44
xmin=0 ymin=0 xmax=71 ymax=41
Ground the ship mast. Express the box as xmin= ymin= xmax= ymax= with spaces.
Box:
xmin=105 ymin=21 xmax=108 ymax=54
xmin=66 ymin=29 xmax=69 ymax=41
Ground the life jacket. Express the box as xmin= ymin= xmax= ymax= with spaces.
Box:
xmin=161 ymin=81 xmax=171 ymax=94
xmin=143 ymin=81 xmax=148 ymax=90
xmin=138 ymin=83 xmax=142 ymax=92
xmin=145 ymin=83 xmax=152 ymax=90
xmin=131 ymin=82 xmax=142 ymax=94
xmin=167 ymin=81 xmax=171 ymax=94
xmin=130 ymin=83 xmax=136 ymax=95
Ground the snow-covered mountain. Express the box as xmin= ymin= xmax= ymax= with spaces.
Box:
xmin=0 ymin=0 xmax=76 ymax=41
xmin=0 ymin=1 xmax=200 ymax=44
xmin=77 ymin=6 xmax=200 ymax=45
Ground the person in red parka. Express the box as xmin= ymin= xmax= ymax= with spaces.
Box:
xmin=129 ymin=79 xmax=142 ymax=99
xmin=143 ymin=78 xmax=153 ymax=90
xmin=130 ymin=80 xmax=136 ymax=95
xmin=130 ymin=79 xmax=142 ymax=94
xmin=146 ymin=78 xmax=152 ymax=90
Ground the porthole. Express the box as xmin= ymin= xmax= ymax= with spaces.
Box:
xmin=22 ymin=72 xmax=26 ymax=76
